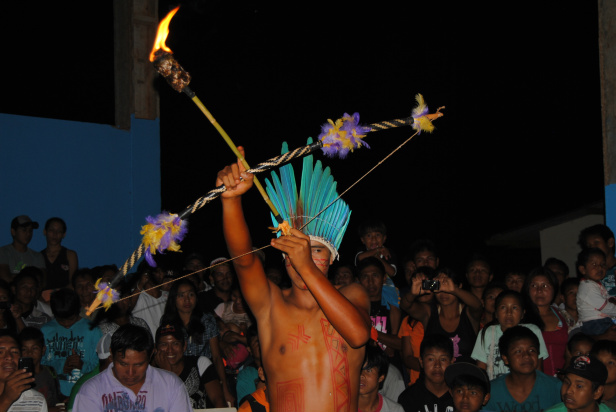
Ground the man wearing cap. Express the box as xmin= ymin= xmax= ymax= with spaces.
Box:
xmin=0 ymin=216 xmax=45 ymax=283
xmin=545 ymin=355 xmax=615 ymax=412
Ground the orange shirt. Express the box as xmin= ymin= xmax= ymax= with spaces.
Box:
xmin=398 ymin=315 xmax=424 ymax=385
xmin=238 ymin=386 xmax=270 ymax=412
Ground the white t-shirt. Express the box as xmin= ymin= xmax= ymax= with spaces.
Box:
xmin=8 ymin=388 xmax=47 ymax=412
xmin=131 ymin=291 xmax=168 ymax=336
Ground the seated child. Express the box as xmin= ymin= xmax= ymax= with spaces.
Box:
xmin=398 ymin=334 xmax=455 ymax=412
xmin=19 ymin=327 xmax=63 ymax=410
xmin=358 ymin=344 xmax=404 ymax=412
xmin=471 ymin=290 xmax=548 ymax=380
xmin=485 ymin=326 xmax=562 ymax=412
xmin=444 ymin=362 xmax=491 ymax=412
xmin=544 ymin=355 xmax=612 ymax=412
xmin=564 ymin=332 xmax=594 ymax=370
xmin=238 ymin=365 xmax=268 ymax=412
xmin=559 ymin=278 xmax=580 ymax=331
xmin=577 ymin=248 xmax=616 ymax=336
xmin=591 ymin=340 xmax=616 ymax=410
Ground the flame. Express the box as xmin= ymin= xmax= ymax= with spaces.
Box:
xmin=149 ymin=6 xmax=180 ymax=62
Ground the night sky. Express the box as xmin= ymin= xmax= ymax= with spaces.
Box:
xmin=2 ymin=2 xmax=605 ymax=276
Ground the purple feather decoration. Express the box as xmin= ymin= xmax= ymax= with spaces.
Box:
xmin=318 ymin=112 xmax=371 ymax=158
xmin=141 ymin=212 xmax=188 ymax=267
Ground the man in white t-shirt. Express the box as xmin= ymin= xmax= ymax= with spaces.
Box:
xmin=0 ymin=331 xmax=47 ymax=412
xmin=131 ymin=262 xmax=168 ymax=336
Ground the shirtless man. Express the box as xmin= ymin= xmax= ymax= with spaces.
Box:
xmin=217 ymin=147 xmax=371 ymax=412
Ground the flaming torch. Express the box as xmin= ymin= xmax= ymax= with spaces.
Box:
xmin=149 ymin=7 xmax=290 ymax=232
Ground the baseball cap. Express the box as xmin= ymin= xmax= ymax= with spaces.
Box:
xmin=445 ymin=362 xmax=491 ymax=393
xmin=96 ymin=333 xmax=113 ymax=360
xmin=563 ymin=355 xmax=608 ymax=386
xmin=155 ymin=323 xmax=185 ymax=344
xmin=11 ymin=215 xmax=39 ymax=229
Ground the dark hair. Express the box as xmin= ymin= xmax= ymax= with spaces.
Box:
xmin=49 ymin=288 xmax=81 ymax=319
xmin=111 ymin=324 xmax=154 ymax=358
xmin=18 ymin=327 xmax=45 ymax=348
xmin=568 ymin=332 xmax=594 ymax=353
xmin=591 ymin=339 xmax=616 ymax=358
xmin=409 ymin=239 xmax=437 ymax=260
xmin=363 ymin=344 xmax=389 ymax=387
xmin=482 ymin=282 xmax=507 ymax=301
xmin=544 ymin=257 xmax=570 ymax=278
xmin=420 ymin=333 xmax=454 ymax=358
xmin=437 ymin=266 xmax=461 ymax=287
xmin=450 ymin=374 xmax=489 ymax=396
xmin=44 ymin=217 xmax=67 ymax=233
xmin=466 ymin=253 xmax=492 ymax=273
xmin=160 ymin=278 xmax=205 ymax=344
xmin=524 ymin=266 xmax=559 ymax=305
xmin=414 ymin=266 xmax=437 ymax=280
xmin=0 ymin=280 xmax=17 ymax=333
xmin=481 ymin=289 xmax=526 ymax=343
xmin=498 ymin=325 xmax=540 ymax=362
xmin=357 ymin=220 xmax=387 ymax=237
xmin=71 ymin=268 xmax=95 ymax=289
xmin=357 ymin=257 xmax=385 ymax=277
xmin=577 ymin=248 xmax=606 ymax=269
xmin=561 ymin=277 xmax=580 ymax=296
xmin=579 ymin=224 xmax=615 ymax=251
xmin=92 ymin=264 xmax=118 ymax=278
xmin=0 ymin=330 xmax=20 ymax=350
xmin=155 ymin=321 xmax=186 ymax=345
xmin=12 ymin=267 xmax=41 ymax=288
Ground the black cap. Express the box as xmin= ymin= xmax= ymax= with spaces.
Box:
xmin=11 ymin=215 xmax=39 ymax=230
xmin=563 ymin=355 xmax=608 ymax=386
xmin=444 ymin=362 xmax=490 ymax=393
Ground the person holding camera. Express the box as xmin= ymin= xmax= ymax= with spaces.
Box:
xmin=400 ymin=267 xmax=483 ymax=364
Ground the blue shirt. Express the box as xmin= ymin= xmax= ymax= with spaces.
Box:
xmin=485 ymin=370 xmax=562 ymax=412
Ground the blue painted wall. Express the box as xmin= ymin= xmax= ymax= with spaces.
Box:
xmin=607 ymin=184 xmax=616 ymax=232
xmin=0 ymin=113 xmax=160 ymax=269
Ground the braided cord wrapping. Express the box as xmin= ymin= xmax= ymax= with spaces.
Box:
xmin=368 ymin=117 xmax=413 ymax=132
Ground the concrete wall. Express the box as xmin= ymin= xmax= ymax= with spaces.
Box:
xmin=0 ymin=113 xmax=160 ymax=269
xmin=540 ymin=214 xmax=605 ymax=277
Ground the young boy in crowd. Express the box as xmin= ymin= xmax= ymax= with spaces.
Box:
xmin=358 ymin=344 xmax=404 ymax=412
xmin=576 ymin=248 xmax=616 ymax=336
xmin=397 ymin=334 xmax=454 ymax=412
xmin=19 ymin=327 xmax=63 ymax=410
xmin=444 ymin=362 xmax=491 ymax=412
xmin=591 ymin=340 xmax=616 ymax=410
xmin=40 ymin=288 xmax=102 ymax=397
xmin=579 ymin=224 xmax=616 ymax=296
xmin=485 ymin=325 xmax=562 ymax=412
xmin=465 ymin=254 xmax=493 ymax=302
xmin=559 ymin=278 xmax=580 ymax=331
xmin=504 ymin=269 xmax=526 ymax=293
xmin=355 ymin=220 xmax=397 ymax=277
xmin=564 ymin=333 xmax=594 ymax=370
xmin=545 ymin=355 xmax=613 ymax=412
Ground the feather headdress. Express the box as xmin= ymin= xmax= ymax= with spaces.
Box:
xmin=265 ymin=138 xmax=351 ymax=260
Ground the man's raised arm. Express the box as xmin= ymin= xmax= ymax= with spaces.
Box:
xmin=217 ymin=147 xmax=272 ymax=318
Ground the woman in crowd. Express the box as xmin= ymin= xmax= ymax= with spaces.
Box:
xmin=523 ymin=266 xmax=568 ymax=376
xmin=160 ymin=278 xmax=235 ymax=405
xmin=41 ymin=217 xmax=78 ymax=290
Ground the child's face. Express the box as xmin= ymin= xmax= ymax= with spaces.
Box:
xmin=466 ymin=261 xmax=492 ymax=289
xmin=585 ymin=234 xmax=614 ymax=258
xmin=505 ymin=274 xmax=525 ymax=293
xmin=495 ymin=296 xmax=524 ymax=331
xmin=579 ymin=253 xmax=607 ymax=282
xmin=502 ymin=337 xmax=539 ymax=375
xmin=564 ymin=285 xmax=578 ymax=311
xmin=570 ymin=341 xmax=593 ymax=360
xmin=359 ymin=363 xmax=384 ymax=396
xmin=21 ymin=339 xmax=44 ymax=367
xmin=334 ymin=267 xmax=354 ymax=287
xmin=596 ymin=350 xmax=616 ymax=385
xmin=561 ymin=373 xmax=603 ymax=411
xmin=360 ymin=231 xmax=386 ymax=250
xmin=483 ymin=288 xmax=504 ymax=315
xmin=451 ymin=385 xmax=490 ymax=412
xmin=359 ymin=265 xmax=384 ymax=301
xmin=420 ymin=348 xmax=453 ymax=385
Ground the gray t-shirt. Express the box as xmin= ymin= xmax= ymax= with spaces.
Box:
xmin=0 ymin=244 xmax=45 ymax=275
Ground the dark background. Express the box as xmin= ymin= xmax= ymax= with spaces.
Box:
xmin=1 ymin=2 xmax=605 ymax=277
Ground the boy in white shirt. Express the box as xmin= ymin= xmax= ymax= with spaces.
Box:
xmin=577 ymin=248 xmax=616 ymax=336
